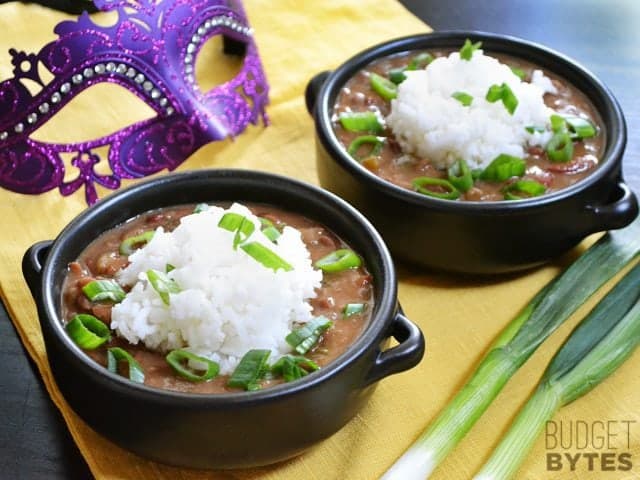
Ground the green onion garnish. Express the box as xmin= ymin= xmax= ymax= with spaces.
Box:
xmin=66 ymin=314 xmax=111 ymax=349
xmin=475 ymin=263 xmax=640 ymax=480
xmin=218 ymin=212 xmax=255 ymax=249
xmin=370 ymin=73 xmax=398 ymax=101
xmin=227 ymin=349 xmax=271 ymax=391
xmin=262 ymin=226 xmax=280 ymax=242
xmin=550 ymin=114 xmax=566 ymax=133
xmin=380 ymin=218 xmax=640 ymax=480
xmin=271 ymin=355 xmax=320 ymax=382
xmin=165 ymin=263 xmax=175 ymax=273
xmin=459 ymin=39 xmax=482 ymax=61
xmin=119 ymin=230 xmax=155 ymax=256
xmin=107 ymin=347 xmax=145 ymax=383
xmin=82 ymin=279 xmax=126 ymax=303
xmin=486 ymin=82 xmax=518 ymax=115
xmin=451 ymin=91 xmax=473 ymax=107
xmin=338 ymin=111 xmax=384 ymax=134
xmin=407 ymin=52 xmax=434 ymax=70
xmin=193 ymin=203 xmax=209 ymax=213
xmin=479 ymin=154 xmax=526 ymax=182
xmin=564 ymin=115 xmax=597 ymax=139
xmin=347 ymin=135 xmax=385 ymax=161
xmin=510 ymin=66 xmax=526 ymax=80
xmin=286 ymin=316 xmax=333 ymax=355
xmin=241 ymin=241 xmax=293 ymax=272
xmin=388 ymin=68 xmax=407 ymax=84
xmin=447 ymin=159 xmax=473 ymax=193
xmin=343 ymin=303 xmax=366 ymax=317
xmin=258 ymin=217 xmax=281 ymax=242
xmin=412 ymin=177 xmax=460 ymax=200
xmin=314 ymin=249 xmax=362 ymax=272
xmin=524 ymin=125 xmax=545 ymax=134
xmin=502 ymin=180 xmax=546 ymax=200
xmin=546 ymin=131 xmax=574 ymax=163
xmin=146 ymin=269 xmax=180 ymax=305
xmin=166 ymin=349 xmax=219 ymax=382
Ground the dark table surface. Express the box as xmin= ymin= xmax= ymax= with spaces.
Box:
xmin=1 ymin=0 xmax=639 ymax=478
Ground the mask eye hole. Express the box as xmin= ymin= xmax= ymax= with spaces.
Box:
xmin=194 ymin=34 xmax=246 ymax=92
xmin=30 ymin=82 xmax=155 ymax=144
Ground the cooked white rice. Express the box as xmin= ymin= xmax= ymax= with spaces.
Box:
xmin=386 ymin=49 xmax=557 ymax=169
xmin=111 ymin=203 xmax=323 ymax=374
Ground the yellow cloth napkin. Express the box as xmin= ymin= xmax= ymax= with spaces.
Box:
xmin=1 ymin=1 xmax=639 ymax=479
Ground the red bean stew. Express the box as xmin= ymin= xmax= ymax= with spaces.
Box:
xmin=332 ymin=44 xmax=604 ymax=202
xmin=61 ymin=204 xmax=373 ymax=394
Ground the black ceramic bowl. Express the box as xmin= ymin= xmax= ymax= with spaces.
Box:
xmin=306 ymin=31 xmax=638 ymax=274
xmin=22 ymin=169 xmax=424 ymax=469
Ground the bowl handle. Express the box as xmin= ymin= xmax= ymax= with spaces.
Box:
xmin=22 ymin=240 xmax=53 ymax=304
xmin=305 ymin=71 xmax=331 ymax=115
xmin=362 ymin=309 xmax=425 ymax=387
xmin=584 ymin=181 xmax=638 ymax=231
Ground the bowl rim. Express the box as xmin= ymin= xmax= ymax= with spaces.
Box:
xmin=39 ymin=169 xmax=399 ymax=405
xmin=313 ymin=30 xmax=627 ymax=213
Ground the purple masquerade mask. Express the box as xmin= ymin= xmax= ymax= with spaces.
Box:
xmin=0 ymin=0 xmax=269 ymax=204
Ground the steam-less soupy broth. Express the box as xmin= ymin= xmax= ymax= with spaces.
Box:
xmin=333 ymin=41 xmax=604 ymax=201
xmin=62 ymin=203 xmax=373 ymax=394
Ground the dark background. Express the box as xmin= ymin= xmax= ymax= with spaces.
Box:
xmin=1 ymin=0 xmax=639 ymax=478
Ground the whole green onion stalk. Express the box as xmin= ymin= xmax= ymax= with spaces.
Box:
xmin=474 ymin=262 xmax=640 ymax=480
xmin=380 ymin=218 xmax=640 ymax=480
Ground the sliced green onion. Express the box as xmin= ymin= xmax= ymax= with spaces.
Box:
xmin=314 ymin=249 xmax=362 ymax=272
xmin=338 ymin=111 xmax=384 ymax=134
xmin=234 ymin=216 xmax=255 ymax=248
xmin=447 ymin=159 xmax=473 ymax=192
xmin=407 ymin=52 xmax=434 ymax=70
xmin=218 ymin=213 xmax=256 ymax=248
xmin=193 ymin=203 xmax=209 ymax=213
xmin=347 ymin=135 xmax=384 ymax=161
xmin=241 ymin=241 xmax=293 ymax=272
xmin=510 ymin=66 xmax=526 ymax=80
xmin=550 ymin=114 xmax=566 ymax=133
xmin=474 ymin=263 xmax=640 ymax=480
xmin=286 ymin=316 xmax=333 ymax=355
xmin=524 ymin=125 xmax=546 ymax=134
xmin=82 ymin=279 xmax=126 ymax=303
xmin=66 ymin=314 xmax=111 ymax=349
xmin=165 ymin=263 xmax=175 ymax=273
xmin=471 ymin=168 xmax=483 ymax=180
xmin=227 ymin=349 xmax=271 ymax=391
xmin=343 ymin=303 xmax=366 ymax=317
xmin=412 ymin=177 xmax=461 ymax=200
xmin=146 ymin=269 xmax=180 ymax=306
xmin=380 ymin=218 xmax=640 ymax=480
xmin=546 ymin=131 xmax=574 ymax=163
xmin=166 ymin=349 xmax=219 ymax=382
xmin=564 ymin=115 xmax=597 ymax=139
xmin=259 ymin=217 xmax=281 ymax=242
xmin=502 ymin=180 xmax=547 ymax=200
xmin=480 ymin=154 xmax=526 ymax=182
xmin=107 ymin=347 xmax=144 ymax=383
xmin=486 ymin=83 xmax=518 ymax=115
xmin=460 ymin=39 xmax=482 ymax=61
xmin=370 ymin=73 xmax=398 ymax=101
xmin=262 ymin=226 xmax=280 ymax=242
xmin=119 ymin=230 xmax=154 ymax=256
xmin=271 ymin=355 xmax=320 ymax=382
xmin=388 ymin=68 xmax=407 ymax=84
xmin=451 ymin=91 xmax=473 ymax=107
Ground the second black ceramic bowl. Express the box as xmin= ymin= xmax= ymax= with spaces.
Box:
xmin=306 ymin=31 xmax=638 ymax=274
xmin=22 ymin=169 xmax=424 ymax=469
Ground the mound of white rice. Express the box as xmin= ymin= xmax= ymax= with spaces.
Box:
xmin=111 ymin=203 xmax=323 ymax=374
xmin=386 ymin=49 xmax=557 ymax=169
